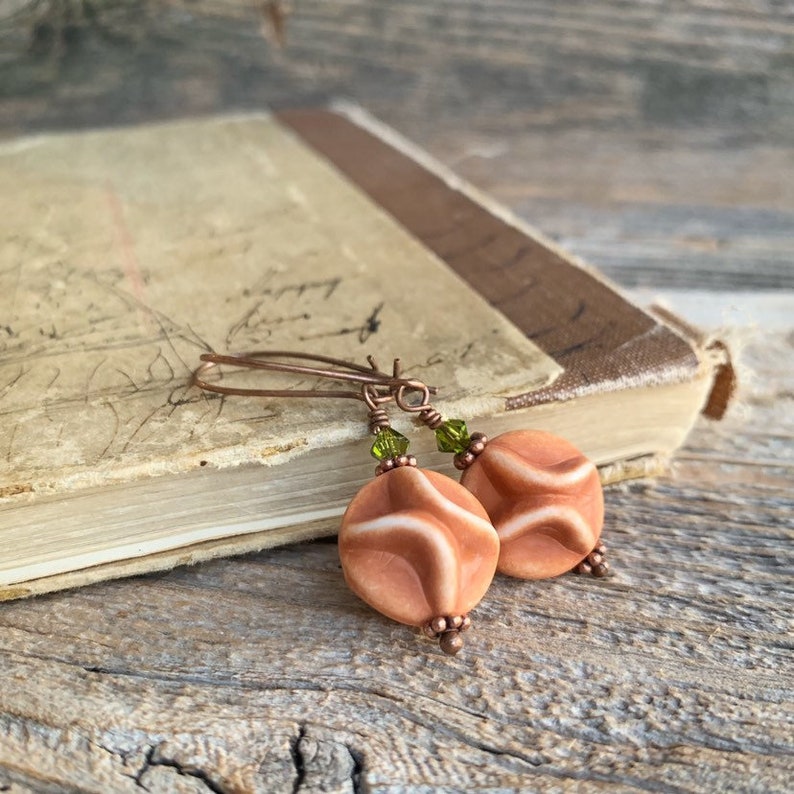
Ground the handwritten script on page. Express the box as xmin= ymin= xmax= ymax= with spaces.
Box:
xmin=0 ymin=115 xmax=561 ymax=498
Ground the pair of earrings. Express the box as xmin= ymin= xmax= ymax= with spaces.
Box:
xmin=193 ymin=352 xmax=608 ymax=655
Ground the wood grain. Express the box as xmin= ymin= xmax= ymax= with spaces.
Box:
xmin=0 ymin=0 xmax=791 ymax=291
xmin=1 ymin=1 xmax=792 ymax=791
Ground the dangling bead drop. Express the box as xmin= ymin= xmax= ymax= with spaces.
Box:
xmin=339 ymin=430 xmax=499 ymax=655
xmin=458 ymin=429 xmax=604 ymax=579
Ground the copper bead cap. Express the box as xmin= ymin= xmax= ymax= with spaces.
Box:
xmin=460 ymin=430 xmax=603 ymax=579
xmin=339 ymin=466 xmax=500 ymax=627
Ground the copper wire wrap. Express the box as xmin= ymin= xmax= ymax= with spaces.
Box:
xmin=367 ymin=406 xmax=391 ymax=434
xmin=417 ymin=407 xmax=444 ymax=430
xmin=393 ymin=383 xmax=447 ymax=431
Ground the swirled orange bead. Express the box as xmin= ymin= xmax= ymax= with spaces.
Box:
xmin=460 ymin=430 xmax=603 ymax=579
xmin=339 ymin=467 xmax=500 ymax=627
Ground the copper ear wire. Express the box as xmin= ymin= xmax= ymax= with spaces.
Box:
xmin=191 ymin=350 xmax=438 ymax=424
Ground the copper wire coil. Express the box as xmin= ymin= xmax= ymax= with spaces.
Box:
xmin=368 ymin=407 xmax=391 ymax=434
xmin=418 ymin=407 xmax=444 ymax=429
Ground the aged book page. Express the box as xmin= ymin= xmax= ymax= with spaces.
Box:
xmin=0 ymin=115 xmax=560 ymax=499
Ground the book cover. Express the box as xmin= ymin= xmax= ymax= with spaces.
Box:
xmin=0 ymin=108 xmax=731 ymax=599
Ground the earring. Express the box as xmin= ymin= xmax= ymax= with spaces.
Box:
xmin=340 ymin=383 xmax=499 ymax=655
xmin=391 ymin=390 xmax=608 ymax=580
xmin=192 ymin=352 xmax=500 ymax=655
xmin=456 ymin=429 xmax=607 ymax=580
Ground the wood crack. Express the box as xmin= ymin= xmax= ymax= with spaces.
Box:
xmin=471 ymin=739 xmax=547 ymax=768
xmin=135 ymin=744 xmax=228 ymax=794
xmin=347 ymin=743 xmax=365 ymax=794
xmin=289 ymin=724 xmax=367 ymax=793
xmin=290 ymin=723 xmax=307 ymax=794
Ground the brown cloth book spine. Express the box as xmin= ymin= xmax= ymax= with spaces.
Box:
xmin=278 ymin=109 xmax=721 ymax=413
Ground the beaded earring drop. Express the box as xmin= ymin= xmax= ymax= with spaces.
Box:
xmin=340 ymin=388 xmax=499 ymax=655
xmin=192 ymin=352 xmax=500 ymax=655
xmin=390 ymin=389 xmax=609 ymax=580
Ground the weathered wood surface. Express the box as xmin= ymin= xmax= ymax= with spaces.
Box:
xmin=1 ymin=2 xmax=793 ymax=792
xmin=1 ymin=0 xmax=791 ymax=291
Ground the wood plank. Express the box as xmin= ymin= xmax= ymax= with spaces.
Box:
xmin=0 ymin=1 xmax=792 ymax=790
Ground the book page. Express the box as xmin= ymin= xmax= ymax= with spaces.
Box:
xmin=0 ymin=115 xmax=561 ymax=498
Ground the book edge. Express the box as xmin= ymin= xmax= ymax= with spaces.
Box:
xmin=0 ymin=451 xmax=673 ymax=603
xmin=648 ymin=303 xmax=737 ymax=420
xmin=0 ymin=517 xmax=338 ymax=602
xmin=0 ymin=365 xmax=716 ymax=599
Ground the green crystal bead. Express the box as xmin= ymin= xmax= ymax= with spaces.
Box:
xmin=370 ymin=427 xmax=410 ymax=461
xmin=435 ymin=419 xmax=471 ymax=454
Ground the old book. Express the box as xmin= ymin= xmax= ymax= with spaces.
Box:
xmin=0 ymin=108 xmax=732 ymax=600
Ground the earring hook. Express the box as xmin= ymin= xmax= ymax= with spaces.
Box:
xmin=191 ymin=350 xmax=437 ymax=407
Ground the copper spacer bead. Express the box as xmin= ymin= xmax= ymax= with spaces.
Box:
xmin=460 ymin=615 xmax=472 ymax=631
xmin=575 ymin=560 xmax=593 ymax=575
xmin=588 ymin=552 xmax=604 ymax=565
xmin=430 ymin=616 xmax=448 ymax=634
xmin=422 ymin=624 xmax=437 ymax=639
xmin=454 ymin=451 xmax=476 ymax=470
xmin=375 ymin=458 xmax=395 ymax=476
xmin=439 ymin=631 xmax=464 ymax=656
xmin=592 ymin=562 xmax=609 ymax=578
xmin=447 ymin=615 xmax=464 ymax=630
xmin=395 ymin=455 xmax=410 ymax=468
xmin=469 ymin=431 xmax=487 ymax=444
xmin=468 ymin=440 xmax=486 ymax=456
xmin=406 ymin=455 xmax=418 ymax=467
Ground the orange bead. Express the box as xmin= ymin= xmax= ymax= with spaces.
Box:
xmin=339 ymin=467 xmax=500 ymax=626
xmin=460 ymin=430 xmax=603 ymax=579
